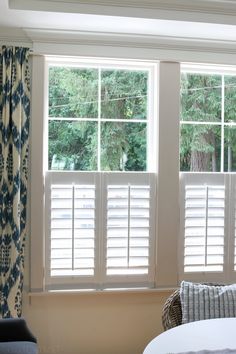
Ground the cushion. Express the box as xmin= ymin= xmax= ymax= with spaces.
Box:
xmin=180 ymin=281 xmax=236 ymax=324
xmin=0 ymin=341 xmax=38 ymax=354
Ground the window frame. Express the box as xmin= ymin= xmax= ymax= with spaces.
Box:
xmin=46 ymin=56 xmax=157 ymax=173
xmin=30 ymin=55 xmax=167 ymax=293
xmin=180 ymin=63 xmax=236 ymax=173
xmin=179 ymin=63 xmax=236 ymax=285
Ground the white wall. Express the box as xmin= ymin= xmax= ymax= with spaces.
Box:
xmin=23 ymin=291 xmax=171 ymax=354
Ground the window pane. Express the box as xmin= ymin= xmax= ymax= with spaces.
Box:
xmin=224 ymin=126 xmax=236 ymax=171
xmin=49 ymin=67 xmax=98 ymax=118
xmin=101 ymin=122 xmax=146 ymax=171
xmin=48 ymin=121 xmax=97 ymax=170
xmin=180 ymin=124 xmax=221 ymax=172
xmin=181 ymin=73 xmax=221 ymax=122
xmin=224 ymin=75 xmax=236 ymax=123
xmin=101 ymin=70 xmax=148 ymax=120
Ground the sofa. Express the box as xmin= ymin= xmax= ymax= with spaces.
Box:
xmin=0 ymin=318 xmax=38 ymax=354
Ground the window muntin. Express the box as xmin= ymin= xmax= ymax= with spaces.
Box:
xmin=48 ymin=62 xmax=151 ymax=172
xmin=180 ymin=70 xmax=236 ymax=172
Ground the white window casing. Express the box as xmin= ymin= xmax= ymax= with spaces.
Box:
xmin=30 ymin=56 xmax=161 ymax=292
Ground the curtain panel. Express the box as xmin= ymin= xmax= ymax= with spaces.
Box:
xmin=0 ymin=46 xmax=30 ymax=317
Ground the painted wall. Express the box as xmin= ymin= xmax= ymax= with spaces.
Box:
xmin=22 ymin=291 xmax=171 ymax=354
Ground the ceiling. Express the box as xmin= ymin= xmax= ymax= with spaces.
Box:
xmin=1 ymin=0 xmax=236 ymax=43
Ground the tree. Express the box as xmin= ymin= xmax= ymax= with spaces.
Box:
xmin=180 ymin=73 xmax=221 ymax=172
xmin=48 ymin=67 xmax=148 ymax=171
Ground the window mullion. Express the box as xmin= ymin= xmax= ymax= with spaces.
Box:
xmin=221 ymin=75 xmax=225 ymax=172
xmin=98 ymin=68 xmax=101 ymax=171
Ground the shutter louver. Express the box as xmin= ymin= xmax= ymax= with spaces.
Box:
xmin=106 ymin=184 xmax=151 ymax=276
xmin=46 ymin=172 xmax=155 ymax=289
xmin=184 ymin=184 xmax=225 ymax=273
xmin=50 ymin=184 xmax=96 ymax=277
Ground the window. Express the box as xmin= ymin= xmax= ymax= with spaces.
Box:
xmin=180 ymin=66 xmax=236 ymax=173
xmin=179 ymin=64 xmax=236 ymax=284
xmin=43 ymin=58 xmax=157 ymax=290
xmin=47 ymin=59 xmax=154 ymax=172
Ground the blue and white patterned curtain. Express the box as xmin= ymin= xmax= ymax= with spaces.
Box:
xmin=0 ymin=46 xmax=30 ymax=317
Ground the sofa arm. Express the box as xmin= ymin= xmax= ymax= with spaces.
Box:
xmin=0 ymin=318 xmax=37 ymax=343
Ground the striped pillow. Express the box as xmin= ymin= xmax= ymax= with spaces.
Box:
xmin=180 ymin=281 xmax=236 ymax=324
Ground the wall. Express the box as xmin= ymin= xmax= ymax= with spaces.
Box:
xmin=22 ymin=291 xmax=171 ymax=354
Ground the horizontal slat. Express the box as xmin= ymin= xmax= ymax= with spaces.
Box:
xmin=50 ymin=183 xmax=96 ymax=277
xmin=106 ymin=184 xmax=151 ymax=276
xmin=183 ymin=183 xmax=225 ymax=273
xmin=184 ymin=265 xmax=223 ymax=272
xmin=51 ymin=269 xmax=94 ymax=276
xmin=107 ymin=268 xmax=148 ymax=275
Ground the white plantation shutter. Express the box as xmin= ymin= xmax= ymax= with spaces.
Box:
xmin=184 ymin=185 xmax=225 ymax=272
xmin=103 ymin=173 xmax=156 ymax=287
xmin=45 ymin=172 xmax=156 ymax=289
xmin=45 ymin=172 xmax=100 ymax=290
xmin=179 ymin=173 xmax=231 ymax=283
xmin=50 ymin=185 xmax=95 ymax=276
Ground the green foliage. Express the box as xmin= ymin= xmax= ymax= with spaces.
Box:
xmin=49 ymin=67 xmax=98 ymax=118
xmin=48 ymin=121 xmax=97 ymax=170
xmin=48 ymin=67 xmax=148 ymax=171
xmin=101 ymin=70 xmax=147 ymax=119
xmin=180 ymin=74 xmax=221 ymax=171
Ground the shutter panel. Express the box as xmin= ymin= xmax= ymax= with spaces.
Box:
xmin=45 ymin=172 xmax=156 ymax=289
xmin=184 ymin=184 xmax=225 ymax=272
xmin=50 ymin=184 xmax=95 ymax=277
xmin=45 ymin=172 xmax=99 ymax=289
xmin=180 ymin=173 xmax=228 ymax=281
xmin=103 ymin=173 xmax=156 ymax=287
xmin=106 ymin=185 xmax=150 ymax=275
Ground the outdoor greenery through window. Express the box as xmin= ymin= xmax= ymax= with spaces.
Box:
xmin=180 ymin=69 xmax=236 ymax=172
xmin=48 ymin=63 xmax=149 ymax=171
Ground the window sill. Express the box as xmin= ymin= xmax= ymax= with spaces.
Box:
xmin=28 ymin=287 xmax=177 ymax=297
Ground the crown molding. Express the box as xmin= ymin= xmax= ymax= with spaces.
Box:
xmin=1 ymin=27 xmax=236 ymax=63
xmin=9 ymin=0 xmax=236 ymax=25
xmin=24 ymin=28 xmax=236 ymax=54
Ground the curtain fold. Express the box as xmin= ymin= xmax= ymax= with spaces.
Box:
xmin=0 ymin=46 xmax=30 ymax=317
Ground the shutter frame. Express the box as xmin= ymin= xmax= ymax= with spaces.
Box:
xmin=179 ymin=173 xmax=230 ymax=284
xmin=45 ymin=171 xmax=100 ymax=290
xmin=102 ymin=172 xmax=156 ymax=288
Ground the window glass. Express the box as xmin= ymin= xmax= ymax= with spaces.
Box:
xmin=49 ymin=67 xmax=98 ymax=118
xmin=48 ymin=65 xmax=149 ymax=171
xmin=48 ymin=121 xmax=98 ymax=171
xmin=224 ymin=75 xmax=236 ymax=123
xmin=101 ymin=70 xmax=147 ymax=120
xmin=224 ymin=126 xmax=236 ymax=172
xmin=100 ymin=122 xmax=146 ymax=171
xmin=180 ymin=71 xmax=236 ymax=172
xmin=180 ymin=124 xmax=221 ymax=172
xmin=181 ymin=73 xmax=221 ymax=122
